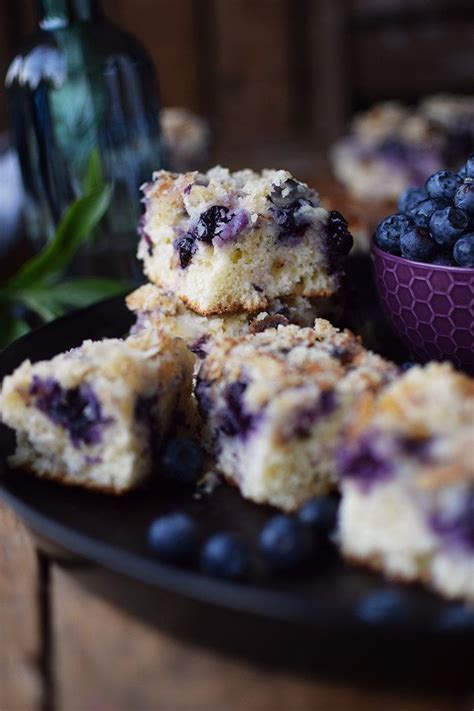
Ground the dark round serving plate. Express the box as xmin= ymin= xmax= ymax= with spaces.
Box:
xmin=0 ymin=296 xmax=473 ymax=689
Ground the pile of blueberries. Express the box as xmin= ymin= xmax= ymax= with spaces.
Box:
xmin=375 ymin=156 xmax=474 ymax=267
xmin=147 ymin=437 xmax=338 ymax=581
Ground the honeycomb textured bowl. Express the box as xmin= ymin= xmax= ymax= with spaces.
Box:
xmin=371 ymin=241 xmax=474 ymax=372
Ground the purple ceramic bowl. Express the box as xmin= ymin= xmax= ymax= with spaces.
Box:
xmin=371 ymin=241 xmax=474 ymax=372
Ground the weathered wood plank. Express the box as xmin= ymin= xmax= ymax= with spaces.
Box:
xmin=353 ymin=22 xmax=474 ymax=101
xmin=0 ymin=503 xmax=43 ymax=711
xmin=104 ymin=0 xmax=201 ymax=112
xmin=213 ymin=0 xmax=292 ymax=153
xmin=52 ymin=566 xmax=465 ymax=711
xmin=309 ymin=0 xmax=350 ymax=147
xmin=352 ymin=0 xmax=473 ymax=19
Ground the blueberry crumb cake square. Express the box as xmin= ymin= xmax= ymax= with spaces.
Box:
xmin=195 ymin=319 xmax=397 ymax=511
xmin=127 ymin=283 xmax=324 ymax=359
xmin=137 ymin=166 xmax=353 ymax=316
xmin=338 ymin=363 xmax=474 ymax=602
xmin=0 ymin=336 xmax=194 ymax=493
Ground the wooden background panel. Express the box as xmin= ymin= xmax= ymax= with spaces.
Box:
xmin=1 ymin=0 xmax=474 ymax=160
xmin=352 ymin=0 xmax=474 ymax=19
xmin=103 ymin=0 xmax=202 ymax=112
xmin=353 ymin=21 xmax=474 ymax=104
xmin=213 ymin=0 xmax=292 ymax=152
xmin=309 ymin=0 xmax=350 ymax=147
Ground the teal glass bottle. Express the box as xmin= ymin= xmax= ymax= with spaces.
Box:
xmin=6 ymin=0 xmax=163 ymax=278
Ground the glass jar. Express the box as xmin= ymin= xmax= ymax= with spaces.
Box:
xmin=6 ymin=0 xmax=164 ymax=279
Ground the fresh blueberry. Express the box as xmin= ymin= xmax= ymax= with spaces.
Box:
xmin=458 ymin=154 xmax=474 ymax=180
xmin=429 ymin=206 xmax=469 ymax=247
xmin=412 ymin=198 xmax=449 ymax=228
xmin=357 ymin=588 xmax=415 ymax=625
xmin=425 ymin=170 xmax=463 ymax=200
xmin=453 ymin=233 xmax=474 ymax=267
xmin=259 ymin=515 xmax=314 ymax=572
xmin=297 ymin=496 xmax=339 ymax=535
xmin=148 ymin=512 xmax=199 ymax=563
xmin=400 ymin=226 xmax=437 ymax=263
xmin=454 ymin=182 xmax=474 ymax=216
xmin=432 ymin=252 xmax=456 ymax=267
xmin=374 ymin=214 xmax=414 ymax=255
xmin=199 ymin=532 xmax=250 ymax=581
xmin=397 ymin=186 xmax=425 ymax=215
xmin=161 ymin=437 xmax=204 ymax=486
xmin=399 ymin=361 xmax=416 ymax=372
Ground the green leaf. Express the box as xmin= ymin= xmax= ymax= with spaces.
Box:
xmin=46 ymin=278 xmax=128 ymax=308
xmin=0 ymin=313 xmax=30 ymax=350
xmin=82 ymin=148 xmax=104 ymax=194
xmin=8 ymin=278 xmax=127 ymax=320
xmin=15 ymin=291 xmax=65 ymax=322
xmin=7 ymin=184 xmax=112 ymax=290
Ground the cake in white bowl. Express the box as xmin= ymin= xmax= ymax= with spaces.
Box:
xmin=338 ymin=363 xmax=474 ymax=602
xmin=137 ymin=166 xmax=353 ymax=316
xmin=0 ymin=336 xmax=194 ymax=493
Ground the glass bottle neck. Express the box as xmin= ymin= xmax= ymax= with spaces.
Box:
xmin=37 ymin=0 xmax=101 ymax=27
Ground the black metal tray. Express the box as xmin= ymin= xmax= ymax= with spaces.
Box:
xmin=1 ymin=292 xmax=472 ymax=689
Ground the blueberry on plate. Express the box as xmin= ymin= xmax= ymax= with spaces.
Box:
xmin=425 ymin=170 xmax=463 ymax=200
xmin=259 ymin=515 xmax=314 ymax=573
xmin=374 ymin=214 xmax=413 ymax=255
xmin=453 ymin=233 xmax=474 ymax=267
xmin=297 ymin=496 xmax=339 ymax=535
xmin=412 ymin=198 xmax=449 ymax=229
xmin=429 ymin=206 xmax=469 ymax=247
xmin=199 ymin=532 xmax=251 ymax=581
xmin=356 ymin=588 xmax=417 ymax=625
xmin=436 ymin=604 xmax=474 ymax=632
xmin=148 ymin=512 xmax=199 ymax=563
xmin=161 ymin=437 xmax=204 ymax=486
xmin=400 ymin=227 xmax=437 ymax=263
xmin=398 ymin=186 xmax=425 ymax=215
xmin=454 ymin=182 xmax=474 ymax=216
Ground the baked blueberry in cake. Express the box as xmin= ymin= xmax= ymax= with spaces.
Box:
xmin=126 ymin=283 xmax=325 ymax=359
xmin=0 ymin=336 xmax=194 ymax=493
xmin=137 ymin=167 xmax=353 ymax=316
xmin=338 ymin=363 xmax=474 ymax=602
xmin=195 ymin=320 xmax=397 ymax=511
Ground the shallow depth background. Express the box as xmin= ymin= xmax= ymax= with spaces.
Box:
xmin=1 ymin=0 xmax=473 ymax=170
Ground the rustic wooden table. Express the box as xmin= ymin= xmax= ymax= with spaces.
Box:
xmin=1 ymin=502 xmax=472 ymax=711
